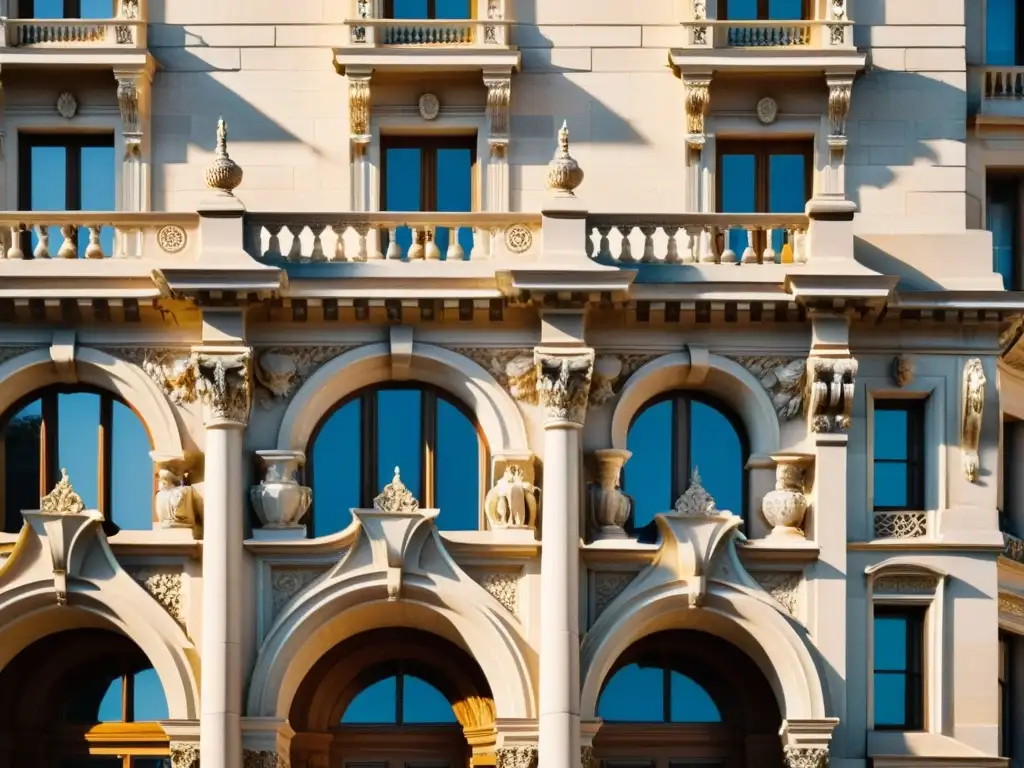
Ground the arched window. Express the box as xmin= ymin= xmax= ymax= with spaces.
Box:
xmin=624 ymin=392 xmax=748 ymax=531
xmin=342 ymin=671 xmax=458 ymax=725
xmin=309 ymin=384 xmax=488 ymax=536
xmin=0 ymin=628 xmax=171 ymax=767
xmin=1 ymin=386 xmax=154 ymax=534
xmin=598 ymin=664 xmax=721 ymax=723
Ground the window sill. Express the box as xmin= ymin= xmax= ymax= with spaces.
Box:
xmin=867 ymin=730 xmax=1004 ymax=766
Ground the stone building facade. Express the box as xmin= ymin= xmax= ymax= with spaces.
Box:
xmin=0 ymin=1 xmax=1020 ymax=767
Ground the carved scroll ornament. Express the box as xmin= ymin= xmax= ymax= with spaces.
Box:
xmin=961 ymin=357 xmax=986 ymax=482
xmin=806 ymin=356 xmax=858 ymax=433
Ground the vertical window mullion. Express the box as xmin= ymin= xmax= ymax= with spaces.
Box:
xmin=396 ymin=671 xmax=405 ymax=725
xmin=67 ymin=0 xmax=81 ymax=18
xmin=40 ymin=392 xmax=59 ymax=498
xmin=361 ymin=392 xmax=378 ymax=507
xmin=123 ymin=671 xmax=134 ymax=723
xmin=662 ymin=666 xmax=671 ymax=723
xmin=427 ymin=0 xmax=436 ymax=18
xmin=671 ymin=398 xmax=689 ymax=504
xmin=98 ymin=394 xmax=113 ymax=523
xmin=422 ymin=389 xmax=437 ymax=507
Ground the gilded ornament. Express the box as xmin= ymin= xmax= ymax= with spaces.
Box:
xmin=41 ymin=469 xmax=87 ymax=517
xmin=545 ymin=121 xmax=584 ymax=197
xmin=204 ymin=117 xmax=244 ymax=194
xmin=374 ymin=467 xmax=420 ymax=514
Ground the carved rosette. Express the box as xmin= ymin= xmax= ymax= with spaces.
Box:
xmin=806 ymin=357 xmax=858 ymax=434
xmin=496 ymin=745 xmax=538 ymax=768
xmin=271 ymin=568 xmax=325 ymax=619
xmin=961 ymin=357 xmax=986 ymax=483
xmin=349 ymin=75 xmax=372 ymax=145
xmin=194 ymin=350 xmax=253 ymax=426
xmin=535 ymin=352 xmax=595 ymax=427
xmin=170 ymin=743 xmax=200 ymax=768
xmin=732 ymin=356 xmax=806 ymax=420
xmin=784 ymin=746 xmax=829 ymax=768
xmin=243 ymin=749 xmax=289 ymax=768
xmin=485 ymin=74 xmax=511 ymax=153
xmin=684 ymin=77 xmax=711 ymax=150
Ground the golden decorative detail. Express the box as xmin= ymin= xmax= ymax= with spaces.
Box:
xmin=373 ymin=467 xmax=420 ymax=514
xmin=41 ymin=469 xmax=87 ymax=517
xmin=349 ymin=77 xmax=371 ymax=139
xmin=684 ymin=78 xmax=711 ymax=149
xmin=545 ymin=121 xmax=584 ymax=197
xmin=204 ymin=117 xmax=243 ymax=194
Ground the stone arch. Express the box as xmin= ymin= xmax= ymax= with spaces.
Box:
xmin=611 ymin=349 xmax=782 ymax=460
xmin=581 ymin=582 xmax=829 ymax=723
xmin=277 ymin=343 xmax=529 ymax=456
xmin=0 ymin=346 xmax=183 ymax=455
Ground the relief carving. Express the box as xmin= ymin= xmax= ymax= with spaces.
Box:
xmin=485 ymin=75 xmax=511 ymax=142
xmin=827 ymin=80 xmax=852 ymax=140
xmin=116 ymin=76 xmax=140 ymax=139
xmin=827 ymin=0 xmax=847 ymax=45
xmin=153 ymin=454 xmax=196 ymax=530
xmin=672 ymin=469 xmax=719 ymax=516
xmin=874 ymin=511 xmax=927 ymax=539
xmin=581 ymin=746 xmax=596 ymax=768
xmin=1000 ymin=595 xmax=1024 ymax=619
xmin=588 ymin=355 xmax=624 ymax=407
xmin=873 ymin=574 xmax=938 ymax=595
xmin=271 ymin=568 xmax=326 ymax=620
xmin=535 ymin=352 xmax=595 ymax=426
xmin=784 ymin=747 xmax=829 ymax=768
xmin=892 ymin=355 xmax=914 ymax=387
xmin=961 ymin=358 xmax=986 ymax=483
xmin=806 ymin=357 xmax=858 ymax=433
xmin=484 ymin=465 xmax=539 ymax=530
xmin=449 ymin=347 xmax=535 ymax=400
xmin=496 ymin=745 xmax=537 ymax=768
xmin=254 ymin=346 xmax=354 ymax=405
xmin=129 ymin=568 xmax=185 ymax=628
xmin=243 ymin=749 xmax=289 ymax=768
xmin=170 ymin=743 xmax=200 ymax=768
xmin=41 ymin=468 xmax=86 ymax=516
xmin=731 ymin=357 xmax=806 ymax=420
xmin=476 ymin=572 xmax=519 ymax=617
xmin=349 ymin=76 xmax=372 ymax=142
xmin=141 ymin=349 xmax=253 ymax=425
xmin=593 ymin=571 xmax=636 ymax=619
xmin=691 ymin=0 xmax=708 ymax=45
xmin=752 ymin=571 xmax=800 ymax=617
xmin=374 ymin=467 xmax=420 ymax=514
xmin=684 ymin=77 xmax=711 ymax=148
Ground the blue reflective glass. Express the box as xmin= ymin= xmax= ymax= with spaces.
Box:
xmin=768 ymin=0 xmax=802 ymax=18
xmin=97 ymin=676 xmax=123 ymax=722
xmin=725 ymin=0 xmax=757 ymax=19
xmin=81 ymin=0 xmax=114 ymax=16
xmin=597 ymin=664 xmax=664 ymax=722
xmin=133 ymin=667 xmax=169 ymax=721
xmin=342 ymin=676 xmax=398 ymax=724
xmin=3 ymin=399 xmax=41 ymax=533
xmin=31 ymin=0 xmax=64 ymax=17
xmin=874 ymin=463 xmax=908 ymax=509
xmin=391 ymin=0 xmax=428 ymax=17
xmin=625 ymin=400 xmax=672 ymax=527
xmin=435 ymin=397 xmax=480 ymax=530
xmin=874 ymin=616 xmax=908 ymax=672
xmin=377 ymin=390 xmax=422 ymax=499
xmin=385 ymin=147 xmax=421 ymax=257
xmin=111 ymin=400 xmax=153 ymax=530
xmin=768 ymin=154 xmax=806 ymax=258
xmin=874 ymin=409 xmax=908 ymax=461
xmin=721 ymin=154 xmax=756 ymax=255
xmin=873 ymin=672 xmax=907 ymax=726
xmin=668 ymin=672 xmax=721 ymax=723
xmin=987 ymin=0 xmax=1018 ymax=65
xmin=312 ymin=399 xmax=361 ymax=536
xmin=30 ymin=146 xmax=67 ymax=255
xmin=80 ymin=145 xmax=116 ymax=257
xmin=435 ymin=0 xmax=471 ymax=18
xmin=435 ymin=147 xmax=474 ymax=260
xmin=58 ymin=392 xmax=99 ymax=510
xmin=402 ymin=675 xmax=457 ymax=723
xmin=690 ymin=401 xmax=743 ymax=517
xmin=988 ymin=188 xmax=1016 ymax=289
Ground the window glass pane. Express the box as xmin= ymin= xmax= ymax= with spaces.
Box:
xmin=987 ymin=0 xmax=1017 ymax=65
xmin=874 ymin=616 xmax=909 ymax=671
xmin=385 ymin=147 xmax=421 ymax=257
xmin=402 ymin=675 xmax=457 ymax=723
xmin=81 ymin=0 xmax=115 ymax=15
xmin=690 ymin=401 xmax=743 ymax=517
xmin=873 ymin=672 xmax=908 ymax=726
xmin=312 ymin=399 xmax=361 ymax=536
xmin=30 ymin=0 xmax=64 ymax=18
xmin=435 ymin=147 xmax=474 ymax=260
xmin=668 ymin=672 xmax=721 ymax=723
xmin=597 ymin=663 xmax=664 ymax=722
xmin=988 ymin=181 xmax=1017 ymax=289
xmin=391 ymin=0 xmax=428 ymax=17
xmin=625 ymin=401 xmax=673 ymax=527
xmin=3 ymin=398 xmax=41 ymax=533
xmin=720 ymin=153 xmax=756 ymax=255
xmin=435 ymin=398 xmax=479 ymax=531
xmin=97 ymin=675 xmax=124 ymax=722
xmin=58 ymin=392 xmax=100 ymax=510
xmin=111 ymin=400 xmax=153 ymax=530
xmin=874 ymin=409 xmax=909 ymax=461
xmin=132 ymin=667 xmax=169 ymax=721
xmin=435 ymin=0 xmax=471 ymax=17
xmin=80 ymin=145 xmax=116 ymax=257
xmin=724 ymin=0 xmax=757 ymax=19
xmin=342 ymin=675 xmax=398 ymax=724
xmin=132 ymin=760 xmax=172 ymax=768
xmin=768 ymin=153 xmax=807 ymax=257
xmin=768 ymin=0 xmax=803 ymax=18
xmin=874 ymin=463 xmax=908 ymax=509
xmin=29 ymin=145 xmax=67 ymax=254
xmin=377 ymin=389 xmax=422 ymax=500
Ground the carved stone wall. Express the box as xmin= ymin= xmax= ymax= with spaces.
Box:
xmin=270 ymin=568 xmax=328 ymax=621
xmin=591 ymin=571 xmax=637 ymax=622
xmin=128 ymin=567 xmax=186 ymax=629
xmin=752 ymin=571 xmax=800 ymax=617
xmin=468 ymin=569 xmax=520 ymax=618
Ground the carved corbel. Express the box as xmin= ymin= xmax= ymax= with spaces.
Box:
xmin=534 ymin=351 xmax=595 ymax=427
xmin=826 ymin=76 xmax=853 ymax=151
xmin=805 ymin=356 xmax=858 ymax=434
xmin=49 ymin=330 xmax=77 ymax=384
xmin=684 ymin=76 xmax=711 ymax=151
xmin=484 ymin=70 xmax=511 ymax=157
xmin=961 ymin=358 xmax=986 ymax=482
xmin=349 ymin=70 xmax=372 ymax=153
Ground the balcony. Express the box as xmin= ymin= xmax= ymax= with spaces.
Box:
xmin=971 ymin=66 xmax=1024 ymax=130
xmin=333 ymin=0 xmax=518 ymax=74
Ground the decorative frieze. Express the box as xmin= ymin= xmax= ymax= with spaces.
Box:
xmin=874 ymin=511 xmax=927 ymax=540
xmin=271 ymin=568 xmax=326 ymax=620
xmin=496 ymin=745 xmax=537 ymax=768
xmin=731 ymin=357 xmax=806 ymax=420
xmin=170 ymin=742 xmax=200 ymax=768
xmin=476 ymin=572 xmax=519 ymax=617
xmin=961 ymin=358 xmax=986 ymax=483
xmin=254 ymin=346 xmax=353 ymax=404
xmin=752 ymin=571 xmax=800 ymax=617
xmin=535 ymin=352 xmax=595 ymax=426
xmin=593 ymin=571 xmax=636 ymax=619
xmin=129 ymin=568 xmax=185 ymax=628
xmin=684 ymin=77 xmax=711 ymax=149
xmin=243 ymin=749 xmax=289 ymax=768
xmin=806 ymin=357 xmax=858 ymax=433
xmin=784 ymin=746 xmax=829 ymax=768
xmin=873 ymin=574 xmax=938 ymax=596
xmin=1000 ymin=594 xmax=1024 ymax=619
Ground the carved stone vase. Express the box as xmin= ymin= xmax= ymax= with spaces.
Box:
xmin=151 ymin=452 xmax=195 ymax=530
xmin=761 ymin=453 xmax=813 ymax=539
xmin=588 ymin=449 xmax=634 ymax=539
xmin=250 ymin=450 xmax=312 ymax=535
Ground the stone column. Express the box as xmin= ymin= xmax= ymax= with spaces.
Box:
xmin=534 ymin=350 xmax=594 ymax=768
xmin=114 ymin=68 xmax=152 ymax=213
xmin=197 ymin=349 xmax=253 ymax=768
xmin=682 ymin=75 xmax=711 ymax=215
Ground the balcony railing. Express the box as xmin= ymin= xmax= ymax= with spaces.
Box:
xmin=0 ymin=17 xmax=147 ymax=48
xmin=680 ymin=19 xmax=854 ymax=50
xmin=973 ymin=66 xmax=1024 ymax=123
xmin=0 ymin=213 xmax=198 ymax=261
xmin=346 ymin=18 xmax=511 ymax=47
xmin=586 ymin=214 xmax=809 ymax=266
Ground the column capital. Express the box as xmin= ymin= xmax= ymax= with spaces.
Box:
xmin=190 ymin=346 xmax=253 ymax=428
xmin=495 ymin=744 xmax=538 ymax=768
xmin=534 ymin=348 xmax=595 ymax=428
xmin=783 ymin=747 xmax=829 ymax=768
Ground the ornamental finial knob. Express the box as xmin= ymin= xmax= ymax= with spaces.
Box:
xmin=203 ymin=116 xmax=244 ymax=195
xmin=545 ymin=120 xmax=584 ymax=198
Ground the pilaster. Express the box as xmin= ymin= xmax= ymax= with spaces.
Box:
xmin=114 ymin=66 xmax=153 ymax=212
xmin=484 ymin=67 xmax=512 ymax=212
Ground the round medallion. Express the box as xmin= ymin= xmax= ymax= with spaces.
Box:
xmin=756 ymin=97 xmax=778 ymax=125
xmin=157 ymin=224 xmax=188 ymax=254
xmin=418 ymin=93 xmax=440 ymax=121
xmin=504 ymin=223 xmax=533 ymax=255
xmin=56 ymin=92 xmax=78 ymax=120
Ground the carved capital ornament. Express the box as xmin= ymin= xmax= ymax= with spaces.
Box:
xmin=684 ymin=78 xmax=712 ymax=150
xmin=535 ymin=351 xmax=595 ymax=427
xmin=806 ymin=356 xmax=858 ymax=433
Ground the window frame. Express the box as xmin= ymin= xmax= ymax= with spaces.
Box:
xmin=306 ymin=383 xmax=489 ymax=536
xmin=871 ymin=399 xmax=926 ymax=513
xmin=0 ymin=384 xmax=153 ymax=535
xmin=986 ymin=173 xmax=1023 ymax=290
xmin=18 ymin=132 xmax=116 ymax=212
xmin=380 ymin=133 xmax=478 ymax=213
xmin=719 ymin=0 xmax=811 ymax=20
xmin=383 ymin=0 xmax=475 ymax=19
xmin=871 ymin=604 xmax=926 ymax=732
xmin=715 ymin=138 xmax=814 ymax=214
xmin=985 ymin=0 xmax=1024 ymax=65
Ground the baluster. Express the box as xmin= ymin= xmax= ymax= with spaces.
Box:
xmin=354 ymin=223 xmax=371 ymax=262
xmin=445 ymin=226 xmax=464 ymax=261
xmin=263 ymin=224 xmax=283 ymax=259
xmin=597 ymin=225 xmax=612 ymax=261
xmin=57 ymin=224 xmax=77 ymax=258
xmin=741 ymin=228 xmax=758 ymax=263
xmin=309 ymin=224 xmax=327 ymax=262
xmin=385 ymin=226 xmax=403 ymax=260
xmin=7 ymin=225 xmax=24 ymax=260
xmin=471 ymin=227 xmax=491 ymax=261
xmin=664 ymin=226 xmax=681 ymax=264
xmin=639 ymin=225 xmax=657 ymax=263
xmin=794 ymin=229 xmax=808 ymax=263
xmin=330 ymin=224 xmax=347 ymax=261
xmin=719 ymin=226 xmax=738 ymax=264
xmin=698 ymin=226 xmax=716 ymax=263
xmin=617 ymin=225 xmax=635 ymax=263
xmin=425 ymin=227 xmax=441 ymax=260
xmin=682 ymin=225 xmax=700 ymax=264
xmin=762 ymin=228 xmax=777 ymax=264
xmin=408 ymin=227 xmax=426 ymax=260
xmin=285 ymin=224 xmax=304 ymax=261
xmin=85 ymin=225 xmax=105 ymax=259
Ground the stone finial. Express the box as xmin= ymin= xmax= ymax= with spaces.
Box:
xmin=373 ymin=466 xmax=420 ymax=514
xmin=545 ymin=120 xmax=584 ymax=197
xmin=40 ymin=468 xmax=87 ymax=517
xmin=203 ymin=116 xmax=243 ymax=195
xmin=672 ymin=468 xmax=718 ymax=516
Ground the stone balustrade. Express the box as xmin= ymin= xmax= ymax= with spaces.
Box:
xmin=348 ymin=18 xmax=511 ymax=47
xmin=0 ymin=18 xmax=146 ymax=48
xmin=244 ymin=212 xmax=542 ymax=263
xmin=980 ymin=66 xmax=1024 ymax=99
xmin=681 ymin=19 xmax=853 ymax=49
xmin=586 ymin=213 xmax=809 ymax=266
xmin=971 ymin=65 xmax=1024 ymax=123
xmin=0 ymin=213 xmax=198 ymax=261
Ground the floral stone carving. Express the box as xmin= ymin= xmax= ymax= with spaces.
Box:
xmin=761 ymin=454 xmax=812 ymax=539
xmin=673 ymin=468 xmax=719 ymax=516
xmin=961 ymin=357 xmax=986 ymax=482
xmin=784 ymin=746 xmax=829 ymax=768
xmin=752 ymin=571 xmax=800 ymax=616
xmin=484 ymin=464 xmax=539 ymax=529
xmin=271 ymin=568 xmax=326 ymax=619
xmin=588 ymin=355 xmax=624 ymax=407
xmin=41 ymin=468 xmax=87 ymax=516
xmin=374 ymin=466 xmax=420 ymax=514
xmin=251 ymin=451 xmax=312 ymax=532
xmin=145 ymin=349 xmax=253 ymax=425
xmin=732 ymin=357 xmax=806 ymax=420
xmin=129 ymin=568 xmax=185 ymax=628
xmin=536 ymin=352 xmax=595 ymax=426
xmin=253 ymin=346 xmax=353 ymax=405
xmin=496 ymin=745 xmax=538 ymax=768
xmin=476 ymin=572 xmax=519 ymax=617
xmin=593 ymin=571 xmax=636 ymax=620
xmin=588 ymin=449 xmax=634 ymax=538
xmin=243 ymin=749 xmax=288 ymax=768
xmin=170 ymin=743 xmax=200 ymax=768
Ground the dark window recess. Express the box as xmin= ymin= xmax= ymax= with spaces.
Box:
xmin=872 ymin=400 xmax=926 ymax=512
xmin=1000 ymin=633 xmax=1013 ymax=758
xmin=873 ymin=605 xmax=925 ymax=730
xmin=987 ymin=175 xmax=1023 ymax=290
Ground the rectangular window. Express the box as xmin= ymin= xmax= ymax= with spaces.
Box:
xmin=716 ymin=139 xmax=812 ymax=257
xmin=873 ymin=605 xmax=925 ymax=731
xmin=720 ymin=0 xmax=808 ymax=20
xmin=987 ymin=0 xmax=1024 ymax=65
xmin=380 ymin=134 xmax=475 ymax=260
xmin=18 ymin=0 xmax=112 ymax=18
xmin=385 ymin=0 xmax=471 ymax=19
xmin=872 ymin=400 xmax=925 ymax=512
xmin=987 ymin=175 xmax=1022 ymax=290
xmin=17 ymin=132 xmax=116 ymax=258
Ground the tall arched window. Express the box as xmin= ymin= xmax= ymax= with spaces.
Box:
xmin=624 ymin=392 xmax=748 ymax=532
xmin=1 ymin=386 xmax=154 ymax=534
xmin=309 ymin=384 xmax=488 ymax=536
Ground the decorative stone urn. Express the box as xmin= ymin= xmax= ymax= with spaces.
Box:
xmin=588 ymin=449 xmax=634 ymax=539
xmin=250 ymin=450 xmax=311 ymax=538
xmin=151 ymin=452 xmax=196 ymax=530
xmin=761 ymin=453 xmax=813 ymax=539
